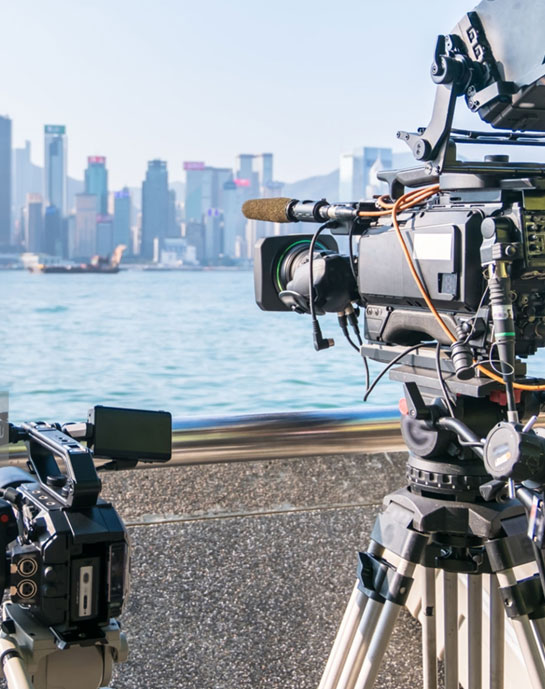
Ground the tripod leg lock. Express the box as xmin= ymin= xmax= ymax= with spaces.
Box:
xmin=0 ymin=647 xmax=22 ymax=668
xmin=357 ymin=552 xmax=414 ymax=606
xmin=500 ymin=574 xmax=545 ymax=619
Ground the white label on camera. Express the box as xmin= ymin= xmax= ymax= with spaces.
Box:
xmin=492 ymin=304 xmax=513 ymax=321
xmin=79 ymin=565 xmax=93 ymax=617
xmin=413 ymin=233 xmax=452 ymax=261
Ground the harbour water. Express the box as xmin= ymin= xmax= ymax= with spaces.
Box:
xmin=3 ymin=269 xmax=545 ymax=425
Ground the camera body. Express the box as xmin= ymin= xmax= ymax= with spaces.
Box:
xmin=4 ymin=406 xmax=171 ymax=644
xmin=0 ymin=467 xmax=128 ymax=637
xmin=359 ymin=188 xmax=545 ymax=358
xmin=254 ymin=186 xmax=545 ymax=362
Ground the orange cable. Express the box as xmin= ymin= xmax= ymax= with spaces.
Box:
xmin=383 ymin=185 xmax=545 ymax=392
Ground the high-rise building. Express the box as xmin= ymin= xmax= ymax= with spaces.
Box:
xmin=339 ymin=146 xmax=393 ymax=200
xmin=13 ymin=141 xmax=42 ymax=225
xmin=184 ymin=222 xmax=205 ymax=263
xmin=113 ymin=188 xmax=132 ymax=253
xmin=255 ymin=153 xmax=273 ymax=195
xmin=183 ymin=162 xmax=206 ymax=224
xmin=74 ymin=193 xmax=97 ymax=258
xmin=23 ymin=193 xmax=43 ymax=253
xmin=141 ymin=160 xmax=169 ymax=260
xmin=96 ymin=215 xmax=114 ymax=256
xmin=235 ymin=154 xmax=258 ymax=197
xmin=0 ymin=116 xmax=12 ymax=248
xmin=222 ymin=179 xmax=243 ymax=259
xmin=84 ymin=156 xmax=108 ymax=214
xmin=167 ymin=188 xmax=179 ymax=238
xmin=44 ymin=125 xmax=67 ymax=215
xmin=183 ymin=162 xmax=234 ymax=263
xmin=44 ymin=205 xmax=63 ymax=257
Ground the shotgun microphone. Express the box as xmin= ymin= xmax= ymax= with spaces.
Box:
xmin=242 ymin=197 xmax=360 ymax=224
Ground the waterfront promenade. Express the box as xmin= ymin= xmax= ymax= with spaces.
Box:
xmin=103 ymin=449 xmax=421 ymax=688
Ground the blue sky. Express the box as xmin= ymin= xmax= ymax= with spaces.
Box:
xmin=1 ymin=1 xmax=476 ymax=187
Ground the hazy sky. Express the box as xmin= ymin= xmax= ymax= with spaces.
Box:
xmin=0 ymin=1 xmax=477 ymax=187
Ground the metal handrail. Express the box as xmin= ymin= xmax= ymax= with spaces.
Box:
xmin=3 ymin=406 xmax=404 ymax=468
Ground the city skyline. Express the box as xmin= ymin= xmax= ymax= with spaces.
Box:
xmin=0 ymin=0 xmax=476 ymax=189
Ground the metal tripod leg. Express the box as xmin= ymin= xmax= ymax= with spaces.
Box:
xmin=318 ymin=582 xmax=368 ymax=689
xmin=422 ymin=567 xmax=437 ymax=689
xmin=0 ymin=637 xmax=34 ymax=689
xmin=352 ymin=556 xmax=417 ymax=689
xmin=318 ymin=543 xmax=384 ymax=689
xmin=467 ymin=574 xmax=482 ymax=689
xmin=489 ymin=574 xmax=504 ymax=689
xmin=495 ymin=568 xmax=545 ymax=689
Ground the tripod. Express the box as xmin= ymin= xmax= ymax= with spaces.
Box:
xmin=318 ymin=374 xmax=545 ymax=689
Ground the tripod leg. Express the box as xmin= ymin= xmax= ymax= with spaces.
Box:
xmin=334 ymin=594 xmax=386 ymax=689
xmin=351 ymin=556 xmax=417 ymax=689
xmin=422 ymin=568 xmax=437 ymax=689
xmin=318 ymin=542 xmax=385 ymax=689
xmin=0 ymin=638 xmax=34 ymax=689
xmin=467 ymin=574 xmax=482 ymax=689
xmin=531 ymin=617 xmax=545 ymax=666
xmin=443 ymin=571 xmax=459 ymax=689
xmin=318 ymin=582 xmax=368 ymax=689
xmin=488 ymin=574 xmax=504 ymax=689
xmin=495 ymin=569 xmax=545 ymax=689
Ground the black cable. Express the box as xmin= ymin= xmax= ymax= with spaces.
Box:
xmin=308 ymin=224 xmax=334 ymax=350
xmin=342 ymin=329 xmax=359 ymax=352
xmin=308 ymin=224 xmax=328 ymax=322
xmin=435 ymin=417 xmax=484 ymax=459
xmin=338 ymin=311 xmax=370 ymax=392
xmin=346 ymin=309 xmax=369 ymax=393
xmin=461 ymin=286 xmax=489 ymax=344
xmin=362 ymin=355 xmax=370 ymax=394
xmin=363 ymin=343 xmax=425 ymax=402
xmin=435 ymin=342 xmax=456 ymax=417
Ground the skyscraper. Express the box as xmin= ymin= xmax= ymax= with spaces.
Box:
xmin=13 ymin=141 xmax=42 ymax=225
xmin=84 ymin=156 xmax=108 ymax=214
xmin=141 ymin=160 xmax=169 ymax=260
xmin=167 ymin=188 xmax=179 ymax=238
xmin=44 ymin=205 xmax=63 ymax=257
xmin=222 ymin=179 xmax=243 ymax=259
xmin=96 ymin=215 xmax=114 ymax=256
xmin=183 ymin=163 xmax=233 ymax=263
xmin=255 ymin=153 xmax=273 ymax=195
xmin=0 ymin=116 xmax=12 ymax=248
xmin=235 ymin=154 xmax=258 ymax=196
xmin=23 ymin=193 xmax=43 ymax=253
xmin=113 ymin=188 xmax=132 ymax=254
xmin=44 ymin=125 xmax=67 ymax=215
xmin=74 ymin=193 xmax=97 ymax=258
xmin=339 ymin=146 xmax=393 ymax=200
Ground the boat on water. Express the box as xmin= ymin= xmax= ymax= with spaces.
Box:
xmin=29 ymin=245 xmax=126 ymax=274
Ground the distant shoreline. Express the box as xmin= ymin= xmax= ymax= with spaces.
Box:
xmin=0 ymin=264 xmax=253 ymax=272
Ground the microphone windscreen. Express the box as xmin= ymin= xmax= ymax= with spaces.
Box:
xmin=242 ymin=198 xmax=292 ymax=223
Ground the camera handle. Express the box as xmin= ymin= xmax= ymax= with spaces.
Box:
xmin=12 ymin=423 xmax=101 ymax=510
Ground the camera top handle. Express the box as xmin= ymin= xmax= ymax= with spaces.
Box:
xmin=9 ymin=422 xmax=101 ymax=509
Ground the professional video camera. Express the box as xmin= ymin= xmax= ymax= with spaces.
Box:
xmin=246 ymin=1 xmax=545 ymax=687
xmin=0 ymin=405 xmax=171 ymax=689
